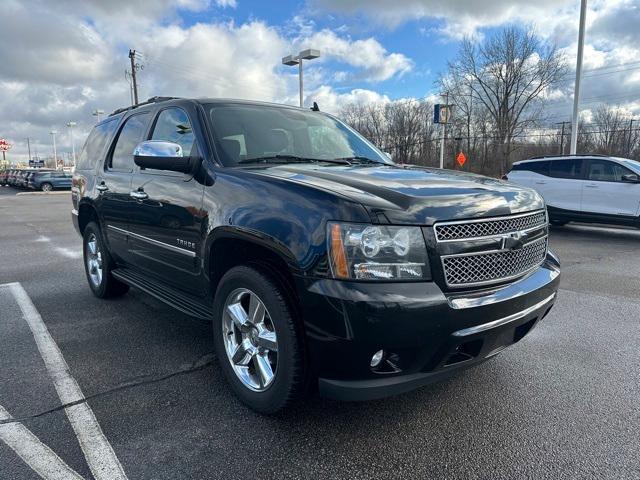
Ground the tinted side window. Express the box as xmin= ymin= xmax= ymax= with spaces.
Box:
xmin=587 ymin=160 xmax=633 ymax=182
xmin=150 ymin=108 xmax=196 ymax=157
xmin=514 ymin=161 xmax=550 ymax=175
xmin=549 ymin=159 xmax=583 ymax=179
xmin=109 ymin=113 xmax=150 ymax=171
xmin=76 ymin=119 xmax=119 ymax=171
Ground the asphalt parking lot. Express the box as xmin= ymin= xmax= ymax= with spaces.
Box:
xmin=1 ymin=189 xmax=639 ymax=479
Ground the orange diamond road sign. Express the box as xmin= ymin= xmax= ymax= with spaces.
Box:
xmin=456 ymin=151 xmax=466 ymax=167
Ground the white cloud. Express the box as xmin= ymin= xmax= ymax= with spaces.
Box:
xmin=0 ymin=1 xmax=412 ymax=163
xmin=215 ymin=0 xmax=238 ymax=7
xmin=307 ymin=85 xmax=391 ymax=114
xmin=312 ymin=0 xmax=574 ymax=38
xmin=312 ymin=0 xmax=640 ymax=124
xmin=294 ymin=29 xmax=413 ymax=81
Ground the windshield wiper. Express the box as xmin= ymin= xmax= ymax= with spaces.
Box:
xmin=237 ymin=155 xmax=350 ymax=165
xmin=333 ymin=156 xmax=382 ymax=165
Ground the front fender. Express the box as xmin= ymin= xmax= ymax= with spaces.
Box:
xmin=201 ymin=169 xmax=371 ymax=274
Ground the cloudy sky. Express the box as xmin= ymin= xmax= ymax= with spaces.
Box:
xmin=1 ymin=0 xmax=639 ymax=162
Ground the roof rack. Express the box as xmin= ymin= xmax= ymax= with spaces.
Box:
xmin=109 ymin=96 xmax=181 ymax=117
xmin=524 ymin=153 xmax=610 ymax=161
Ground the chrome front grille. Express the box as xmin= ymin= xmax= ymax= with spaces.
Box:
xmin=442 ymin=237 xmax=548 ymax=287
xmin=435 ymin=210 xmax=547 ymax=242
xmin=434 ymin=210 xmax=548 ymax=288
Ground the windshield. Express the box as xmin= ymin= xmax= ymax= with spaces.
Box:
xmin=207 ymin=103 xmax=393 ymax=167
xmin=620 ymin=159 xmax=640 ymax=174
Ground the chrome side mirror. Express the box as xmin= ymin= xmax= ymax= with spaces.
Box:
xmin=133 ymin=140 xmax=194 ymax=173
xmin=134 ymin=140 xmax=183 ymax=158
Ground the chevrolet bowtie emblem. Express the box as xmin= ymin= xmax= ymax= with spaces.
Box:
xmin=501 ymin=231 xmax=525 ymax=250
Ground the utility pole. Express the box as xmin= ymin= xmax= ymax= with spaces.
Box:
xmin=26 ymin=137 xmax=31 ymax=161
xmin=439 ymin=91 xmax=449 ymax=169
xmin=628 ymin=119 xmax=635 ymax=157
xmin=129 ymin=49 xmax=139 ymax=105
xmin=570 ymin=0 xmax=587 ymax=154
xmin=556 ymin=121 xmax=570 ymax=154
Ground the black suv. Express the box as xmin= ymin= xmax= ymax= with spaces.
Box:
xmin=72 ymin=97 xmax=560 ymax=413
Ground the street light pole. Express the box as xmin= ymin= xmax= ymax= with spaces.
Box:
xmin=50 ymin=130 xmax=58 ymax=169
xmin=66 ymin=122 xmax=77 ymax=167
xmin=282 ymin=49 xmax=320 ymax=108
xmin=299 ymin=60 xmax=304 ymax=108
xmin=439 ymin=92 xmax=449 ymax=169
xmin=92 ymin=109 xmax=105 ymax=123
xmin=570 ymin=0 xmax=587 ymax=155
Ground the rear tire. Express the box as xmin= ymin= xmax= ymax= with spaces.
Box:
xmin=82 ymin=222 xmax=129 ymax=298
xmin=41 ymin=182 xmax=53 ymax=192
xmin=212 ymin=265 xmax=306 ymax=414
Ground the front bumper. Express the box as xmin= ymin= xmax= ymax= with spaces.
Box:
xmin=296 ymin=252 xmax=560 ymax=401
xmin=71 ymin=209 xmax=80 ymax=235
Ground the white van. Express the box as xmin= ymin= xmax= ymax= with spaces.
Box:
xmin=506 ymin=155 xmax=640 ymax=227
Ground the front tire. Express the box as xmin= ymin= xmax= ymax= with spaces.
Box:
xmin=212 ymin=265 xmax=306 ymax=414
xmin=82 ymin=222 xmax=129 ymax=298
xmin=41 ymin=182 xmax=53 ymax=192
xmin=550 ymin=219 xmax=568 ymax=227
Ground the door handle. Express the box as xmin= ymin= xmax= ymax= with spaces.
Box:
xmin=584 ymin=184 xmax=598 ymax=188
xmin=96 ymin=183 xmax=108 ymax=192
xmin=535 ymin=181 xmax=547 ymax=185
xmin=130 ymin=190 xmax=148 ymax=200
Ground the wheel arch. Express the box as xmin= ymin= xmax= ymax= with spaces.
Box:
xmin=77 ymin=200 xmax=100 ymax=235
xmin=205 ymin=226 xmax=301 ymax=295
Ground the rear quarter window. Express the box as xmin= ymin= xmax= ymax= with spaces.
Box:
xmin=76 ymin=118 xmax=119 ymax=171
xmin=549 ymin=159 xmax=583 ymax=179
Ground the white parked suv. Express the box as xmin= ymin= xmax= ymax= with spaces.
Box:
xmin=506 ymin=155 xmax=640 ymax=227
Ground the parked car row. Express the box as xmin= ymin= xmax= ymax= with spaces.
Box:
xmin=0 ymin=168 xmax=72 ymax=191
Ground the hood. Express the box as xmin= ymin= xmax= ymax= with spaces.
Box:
xmin=248 ymin=163 xmax=544 ymax=224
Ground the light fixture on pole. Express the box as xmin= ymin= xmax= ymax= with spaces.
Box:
xmin=66 ymin=122 xmax=77 ymax=167
xmin=282 ymin=49 xmax=321 ymax=108
xmin=50 ymin=130 xmax=58 ymax=169
xmin=570 ymin=0 xmax=587 ymax=154
xmin=92 ymin=109 xmax=105 ymax=122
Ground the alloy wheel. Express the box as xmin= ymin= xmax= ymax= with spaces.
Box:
xmin=222 ymin=288 xmax=278 ymax=391
xmin=86 ymin=233 xmax=103 ymax=287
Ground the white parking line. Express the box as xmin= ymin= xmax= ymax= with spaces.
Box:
xmin=3 ymin=282 xmax=128 ymax=480
xmin=54 ymin=247 xmax=83 ymax=259
xmin=29 ymin=236 xmax=82 ymax=259
xmin=0 ymin=405 xmax=84 ymax=480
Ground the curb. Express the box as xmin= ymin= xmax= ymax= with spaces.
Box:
xmin=15 ymin=191 xmax=70 ymax=196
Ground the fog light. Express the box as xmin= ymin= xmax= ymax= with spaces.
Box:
xmin=370 ymin=349 xmax=384 ymax=368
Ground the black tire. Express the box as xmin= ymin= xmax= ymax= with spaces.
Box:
xmin=82 ymin=222 xmax=129 ymax=298
xmin=212 ymin=265 xmax=306 ymax=414
xmin=550 ymin=219 xmax=568 ymax=227
xmin=41 ymin=182 xmax=53 ymax=192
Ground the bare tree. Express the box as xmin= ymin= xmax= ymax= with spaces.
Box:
xmin=590 ymin=105 xmax=628 ymax=156
xmin=442 ymin=27 xmax=566 ymax=173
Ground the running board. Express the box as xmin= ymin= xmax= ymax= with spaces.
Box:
xmin=112 ymin=268 xmax=213 ymax=320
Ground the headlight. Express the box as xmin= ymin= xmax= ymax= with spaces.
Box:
xmin=327 ymin=222 xmax=431 ymax=281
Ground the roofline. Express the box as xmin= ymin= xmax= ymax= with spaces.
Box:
xmin=108 ymin=96 xmax=182 ymax=117
xmin=516 ymin=154 xmax=611 ymax=163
